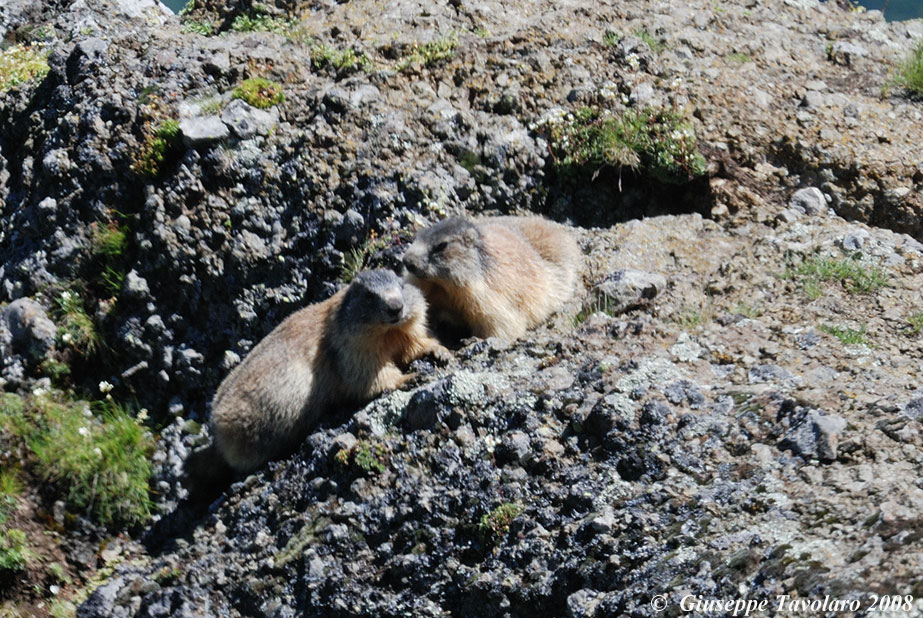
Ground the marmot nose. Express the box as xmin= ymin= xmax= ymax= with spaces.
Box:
xmin=385 ymin=297 xmax=404 ymax=318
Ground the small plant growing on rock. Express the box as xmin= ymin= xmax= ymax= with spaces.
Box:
xmin=635 ymin=29 xmax=665 ymax=54
xmin=233 ymin=77 xmax=285 ymax=109
xmin=907 ymin=312 xmax=923 ymax=335
xmin=340 ymin=231 xmax=392 ymax=283
xmin=231 ymin=13 xmax=296 ymax=34
xmin=311 ymin=45 xmax=372 ymax=74
xmin=819 ymin=323 xmax=868 ymax=346
xmin=182 ymin=20 xmax=214 ymax=36
xmin=54 ymin=289 xmax=101 ymax=355
xmin=786 ymin=256 xmax=888 ymax=298
xmin=92 ymin=222 xmax=128 ymax=259
xmin=132 ymin=118 xmax=181 ymax=177
xmin=0 ymin=42 xmax=50 ymax=92
xmin=894 ymin=40 xmax=923 ymax=98
xmin=397 ymin=36 xmax=458 ymax=70
xmin=538 ymin=106 xmax=707 ymax=185
xmin=334 ymin=440 xmax=388 ymax=474
xmin=478 ymin=502 xmax=524 ymax=544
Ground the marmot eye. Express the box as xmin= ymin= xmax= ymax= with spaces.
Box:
xmin=432 ymin=241 xmax=448 ymax=253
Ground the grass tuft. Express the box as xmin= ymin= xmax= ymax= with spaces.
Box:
xmin=786 ymin=256 xmax=888 ymax=298
xmin=132 ymin=118 xmax=181 ymax=177
xmin=2 ymin=393 xmax=155 ymax=528
xmin=819 ymin=323 xmax=868 ymax=346
xmin=54 ymin=289 xmax=101 ymax=355
xmin=894 ymin=40 xmax=923 ymax=98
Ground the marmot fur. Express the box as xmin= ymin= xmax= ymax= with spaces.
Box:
xmin=402 ymin=216 xmax=581 ymax=340
xmin=210 ymin=269 xmax=445 ymax=472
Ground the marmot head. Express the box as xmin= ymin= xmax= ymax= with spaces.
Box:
xmin=339 ymin=269 xmax=423 ymax=327
xmin=402 ymin=218 xmax=484 ymax=285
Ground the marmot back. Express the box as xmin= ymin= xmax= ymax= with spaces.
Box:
xmin=209 ymin=269 xmax=445 ymax=473
xmin=402 ymin=216 xmax=580 ymax=340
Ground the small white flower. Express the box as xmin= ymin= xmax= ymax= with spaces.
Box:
xmin=78 ymin=426 xmax=90 ymax=437
xmin=98 ymin=380 xmax=114 ymax=394
xmin=138 ymin=408 xmax=149 ymax=422
xmin=94 ymin=447 xmax=102 ymax=457
xmin=62 ymin=332 xmax=73 ymax=344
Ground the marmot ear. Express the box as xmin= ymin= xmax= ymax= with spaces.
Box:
xmin=462 ymin=227 xmax=478 ymax=246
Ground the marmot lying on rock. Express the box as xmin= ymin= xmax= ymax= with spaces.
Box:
xmin=402 ymin=216 xmax=581 ymax=340
xmin=210 ymin=269 xmax=446 ymax=472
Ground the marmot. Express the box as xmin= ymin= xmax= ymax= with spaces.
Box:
xmin=210 ymin=269 xmax=446 ymax=473
xmin=402 ymin=215 xmax=581 ymax=340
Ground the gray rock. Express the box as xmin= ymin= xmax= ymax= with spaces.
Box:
xmin=902 ymin=396 xmax=923 ymax=421
xmin=593 ymin=269 xmax=667 ymax=315
xmin=566 ymin=588 xmax=600 ymax=618
xmin=179 ymin=116 xmax=230 ymax=148
xmin=780 ymin=410 xmax=847 ymax=461
xmin=2 ymin=298 xmax=56 ymax=361
xmin=830 ymin=41 xmax=868 ymax=65
xmin=122 ymin=269 xmax=150 ymax=299
xmin=840 ymin=229 xmax=870 ymax=252
xmin=220 ymin=99 xmax=277 ymax=140
xmin=335 ymin=209 xmax=365 ymax=247
xmin=789 ymin=187 xmax=826 ymax=215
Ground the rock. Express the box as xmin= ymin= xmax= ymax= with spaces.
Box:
xmin=179 ymin=116 xmax=229 ymax=147
xmin=122 ymin=269 xmax=151 ymax=300
xmin=779 ymin=409 xmax=847 ymax=461
xmin=220 ymin=99 xmax=277 ymax=140
xmin=566 ymin=589 xmax=600 ymax=618
xmin=1 ymin=298 xmax=56 ymax=361
xmin=789 ymin=187 xmax=826 ymax=215
xmin=593 ymin=270 xmax=667 ymax=315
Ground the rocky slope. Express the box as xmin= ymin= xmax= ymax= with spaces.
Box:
xmin=0 ymin=0 xmax=922 ymax=615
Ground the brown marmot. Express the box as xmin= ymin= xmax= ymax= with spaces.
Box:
xmin=402 ymin=215 xmax=581 ymax=340
xmin=210 ymin=269 xmax=446 ymax=473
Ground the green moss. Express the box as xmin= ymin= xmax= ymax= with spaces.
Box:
xmin=894 ymin=40 xmax=923 ymax=98
xmin=727 ymin=52 xmax=752 ymax=63
xmin=819 ymin=323 xmax=868 ymax=346
xmin=478 ymin=502 xmax=524 ymax=543
xmin=0 ymin=43 xmax=50 ymax=92
xmin=232 ymin=77 xmax=284 ymax=109
xmin=539 ymin=106 xmax=707 ymax=185
xmin=786 ymin=256 xmax=888 ymax=297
